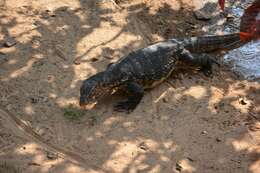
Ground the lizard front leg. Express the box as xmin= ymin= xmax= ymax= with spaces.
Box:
xmin=114 ymin=81 xmax=144 ymax=113
xmin=193 ymin=53 xmax=220 ymax=77
xmin=178 ymin=48 xmax=220 ymax=77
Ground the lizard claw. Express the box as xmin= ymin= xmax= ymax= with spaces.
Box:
xmin=201 ymin=67 xmax=213 ymax=77
xmin=210 ymin=58 xmax=220 ymax=67
xmin=201 ymin=55 xmax=220 ymax=77
xmin=114 ymin=100 xmax=136 ymax=113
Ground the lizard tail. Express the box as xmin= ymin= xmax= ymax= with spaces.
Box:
xmin=183 ymin=33 xmax=241 ymax=53
xmin=239 ymin=0 xmax=260 ymax=41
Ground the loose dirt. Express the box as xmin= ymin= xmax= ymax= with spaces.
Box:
xmin=0 ymin=0 xmax=259 ymax=173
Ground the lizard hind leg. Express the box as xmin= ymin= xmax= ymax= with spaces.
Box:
xmin=114 ymin=81 xmax=144 ymax=113
xmin=178 ymin=48 xmax=219 ymax=77
xmin=195 ymin=53 xmax=220 ymax=77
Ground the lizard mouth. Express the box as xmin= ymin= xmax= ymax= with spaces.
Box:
xmin=79 ymin=101 xmax=97 ymax=110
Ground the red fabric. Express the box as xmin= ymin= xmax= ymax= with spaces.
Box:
xmin=218 ymin=0 xmax=225 ymax=10
xmin=218 ymin=0 xmax=260 ymax=40
xmin=240 ymin=0 xmax=260 ymax=40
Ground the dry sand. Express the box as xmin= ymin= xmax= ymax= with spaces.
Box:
xmin=0 ymin=0 xmax=259 ymax=172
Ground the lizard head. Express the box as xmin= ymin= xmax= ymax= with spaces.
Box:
xmin=79 ymin=72 xmax=111 ymax=108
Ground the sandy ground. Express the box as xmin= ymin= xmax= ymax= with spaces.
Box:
xmin=0 ymin=0 xmax=259 ymax=172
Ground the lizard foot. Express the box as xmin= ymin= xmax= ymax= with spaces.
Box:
xmin=200 ymin=67 xmax=213 ymax=77
xmin=199 ymin=55 xmax=220 ymax=77
xmin=114 ymin=82 xmax=144 ymax=113
xmin=114 ymin=100 xmax=137 ymax=113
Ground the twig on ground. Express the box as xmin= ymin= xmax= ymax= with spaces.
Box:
xmin=109 ymin=0 xmax=122 ymax=10
xmin=165 ymin=80 xmax=176 ymax=89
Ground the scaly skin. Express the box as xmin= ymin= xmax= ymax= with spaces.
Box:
xmin=79 ymin=33 xmax=246 ymax=112
xmin=180 ymin=33 xmax=242 ymax=53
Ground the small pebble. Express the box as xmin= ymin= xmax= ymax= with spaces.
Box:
xmin=36 ymin=127 xmax=46 ymax=136
xmin=90 ymin=57 xmax=99 ymax=62
xmin=50 ymin=14 xmax=56 ymax=17
xmin=4 ymin=38 xmax=16 ymax=47
xmin=176 ymin=162 xmax=183 ymax=172
xmin=46 ymin=152 xmax=58 ymax=160
xmin=219 ymin=102 xmax=225 ymax=108
xmin=103 ymin=47 xmax=114 ymax=56
xmin=30 ymin=97 xmax=38 ymax=104
xmin=201 ymin=130 xmax=208 ymax=134
xmin=226 ymin=14 xmax=235 ymax=20
xmin=139 ymin=142 xmax=148 ymax=151
xmin=162 ymin=97 xmax=168 ymax=103
xmin=103 ymin=49 xmax=114 ymax=59
xmin=41 ymin=12 xmax=50 ymax=19
xmin=239 ymin=98 xmax=247 ymax=105
xmin=194 ymin=11 xmax=212 ymax=20
xmin=216 ymin=137 xmax=222 ymax=142
xmin=31 ymin=39 xmax=40 ymax=48
xmin=73 ymin=59 xmax=81 ymax=65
